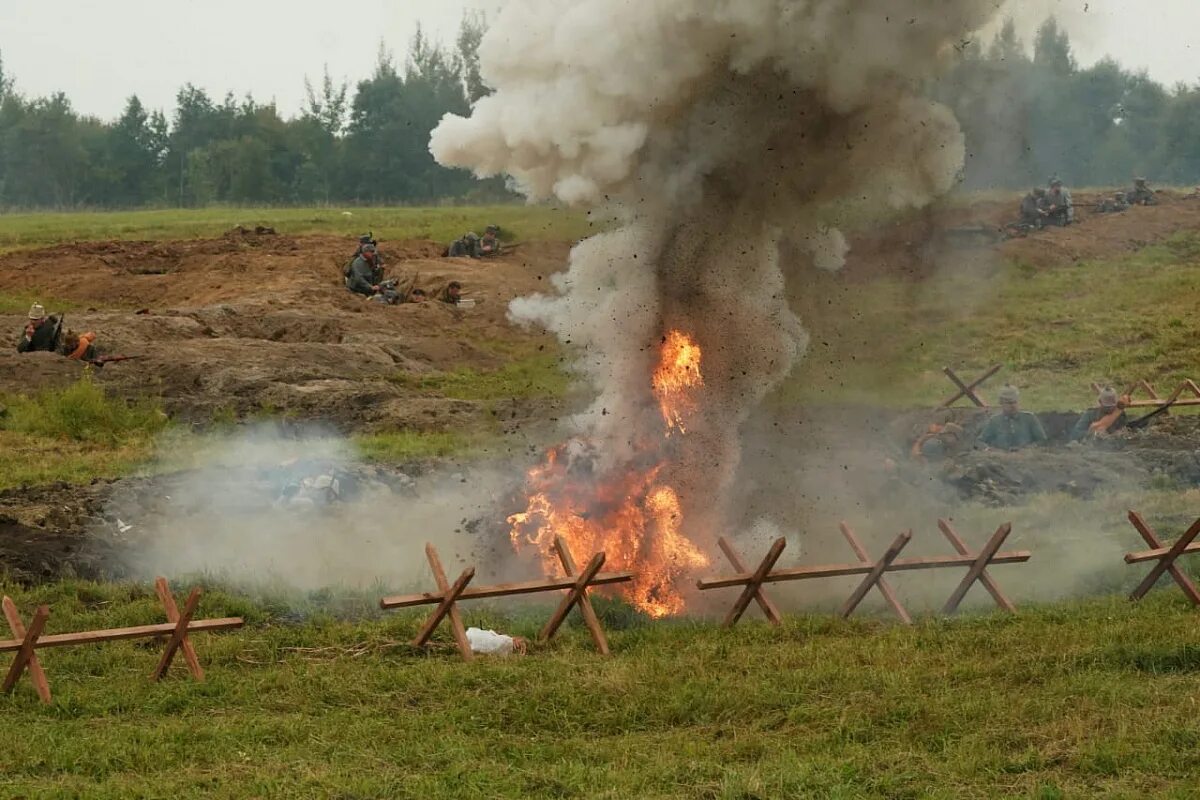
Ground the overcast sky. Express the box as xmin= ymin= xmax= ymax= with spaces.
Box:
xmin=0 ymin=0 xmax=1195 ymax=121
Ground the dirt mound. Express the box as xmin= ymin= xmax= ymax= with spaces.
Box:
xmin=841 ymin=191 xmax=1200 ymax=280
xmin=0 ymin=235 xmax=571 ymax=429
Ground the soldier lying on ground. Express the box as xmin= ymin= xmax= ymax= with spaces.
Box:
xmin=978 ymin=385 xmax=1047 ymax=451
xmin=60 ymin=330 xmax=98 ymax=361
xmin=409 ymin=288 xmax=428 ymax=303
xmin=16 ymin=303 xmax=61 ymax=353
xmin=1097 ymin=191 xmax=1130 ymax=213
xmin=438 ymin=281 xmax=463 ymax=305
xmin=1070 ymin=387 xmax=1128 ymax=441
xmin=1043 ymin=177 xmax=1073 ymax=226
xmin=1128 ymin=178 xmax=1156 ymax=206
xmin=479 ymin=225 xmax=501 ymax=257
xmin=910 ymin=419 xmax=965 ymax=463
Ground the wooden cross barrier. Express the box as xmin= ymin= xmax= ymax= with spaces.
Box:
xmin=940 ymin=364 xmax=1003 ymax=409
xmin=1 ymin=578 xmax=244 ymax=704
xmin=697 ymin=521 xmax=1030 ymax=624
xmin=1124 ymin=511 xmax=1200 ymax=605
xmin=1090 ymin=379 xmax=1200 ymax=408
xmin=380 ymin=538 xmax=635 ymax=659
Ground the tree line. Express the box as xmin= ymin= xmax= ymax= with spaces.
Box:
xmin=0 ymin=16 xmax=504 ymax=209
xmin=0 ymin=16 xmax=1198 ymax=210
xmin=936 ymin=18 xmax=1200 ymax=191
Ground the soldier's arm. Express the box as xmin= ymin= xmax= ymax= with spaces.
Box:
xmin=1068 ymin=411 xmax=1090 ymax=442
xmin=1030 ymin=414 xmax=1048 ymax=443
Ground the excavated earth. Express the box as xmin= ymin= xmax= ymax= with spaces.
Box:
xmin=4 ymin=196 xmax=1200 ymax=584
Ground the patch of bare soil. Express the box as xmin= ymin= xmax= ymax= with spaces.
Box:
xmin=0 ymin=233 xmax=572 ymax=430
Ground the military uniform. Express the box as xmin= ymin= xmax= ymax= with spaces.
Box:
xmin=1129 ymin=180 xmax=1156 ymax=206
xmin=16 ymin=316 xmax=60 ymax=353
xmin=1097 ymin=193 xmax=1129 ymax=213
xmin=978 ymin=412 xmax=1047 ymax=450
xmin=1044 ymin=185 xmax=1073 ymax=226
xmin=346 ymin=255 xmax=383 ymax=297
xmin=1019 ymin=191 xmax=1046 ymax=227
xmin=448 ymin=233 xmax=480 ymax=258
xmin=1070 ymin=407 xmax=1128 ymax=441
xmin=479 ymin=232 xmax=500 ymax=256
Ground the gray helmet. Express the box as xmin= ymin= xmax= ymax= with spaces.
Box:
xmin=998 ymin=385 xmax=1020 ymax=404
xmin=1049 ymin=177 xmax=1063 ymax=188
xmin=485 ymin=224 xmax=499 ymax=234
xmin=1098 ymin=387 xmax=1119 ymax=408
xmin=1134 ymin=177 xmax=1147 ymax=185
xmin=465 ymin=232 xmax=479 ymax=241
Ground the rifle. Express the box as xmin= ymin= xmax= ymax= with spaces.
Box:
xmin=1126 ymin=396 xmax=1180 ymax=431
xmin=51 ymin=313 xmax=65 ymax=352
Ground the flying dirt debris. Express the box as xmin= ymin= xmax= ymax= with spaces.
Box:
xmin=431 ymin=0 xmax=1017 ymax=615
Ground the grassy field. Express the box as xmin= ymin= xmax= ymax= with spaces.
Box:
xmin=0 ymin=204 xmax=595 ymax=252
xmin=781 ymin=232 xmax=1200 ymax=411
xmin=3 ymin=580 xmax=1200 ymax=798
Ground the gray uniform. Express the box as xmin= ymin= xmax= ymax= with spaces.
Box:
xmin=1044 ymin=187 xmax=1073 ymax=225
xmin=346 ymin=256 xmax=381 ymax=297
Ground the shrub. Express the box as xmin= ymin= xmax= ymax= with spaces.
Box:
xmin=1 ymin=376 xmax=167 ymax=444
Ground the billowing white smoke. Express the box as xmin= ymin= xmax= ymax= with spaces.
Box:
xmin=432 ymin=1 xmax=1007 ymax=531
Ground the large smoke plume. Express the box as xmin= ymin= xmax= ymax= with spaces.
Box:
xmin=432 ymin=1 xmax=1010 ymax=537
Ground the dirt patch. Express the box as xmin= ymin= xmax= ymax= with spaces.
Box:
xmin=0 ymin=234 xmax=572 ymax=430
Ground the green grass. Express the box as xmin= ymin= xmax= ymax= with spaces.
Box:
xmin=0 ymin=292 xmax=84 ymax=315
xmin=781 ymin=232 xmax=1200 ymax=410
xmin=354 ymin=430 xmax=475 ymax=462
xmin=0 ymin=205 xmax=594 ymax=251
xmin=4 ymin=581 xmax=1200 ymax=797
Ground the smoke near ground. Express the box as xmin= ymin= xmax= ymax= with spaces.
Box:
xmin=432 ymin=1 xmax=1010 ymax=540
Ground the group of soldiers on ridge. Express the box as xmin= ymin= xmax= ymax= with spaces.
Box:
xmin=1016 ymin=176 xmax=1157 ymax=232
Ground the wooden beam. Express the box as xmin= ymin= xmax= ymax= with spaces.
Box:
xmin=840 ymin=523 xmax=911 ymax=624
xmin=3 ymin=605 xmax=48 ymax=695
xmin=1124 ymin=541 xmax=1200 ymax=565
xmin=412 ymin=568 xmax=474 ymax=648
xmin=938 ymin=519 xmax=1016 ymax=613
xmin=1130 ymin=515 xmax=1200 ymax=602
xmin=1126 ymin=511 xmax=1200 ymax=605
xmin=424 ymin=545 xmax=473 ymax=661
xmin=541 ymin=552 xmax=606 ymax=642
xmin=552 ymin=538 xmax=611 ymax=654
xmin=152 ymin=587 xmax=201 ymax=681
xmin=2 ymin=598 xmax=51 ymax=703
xmin=696 ymin=550 xmax=1031 ymax=591
xmin=0 ymin=618 xmax=244 ymax=654
xmin=943 ymin=523 xmax=1014 ymax=614
xmin=722 ymin=537 xmax=787 ymax=628
xmin=939 ymin=364 xmax=1001 ymax=409
xmin=841 ymin=531 xmax=912 ymax=618
xmin=380 ymin=571 xmax=634 ymax=609
xmin=718 ymin=537 xmax=782 ymax=626
xmin=155 ymin=578 xmax=204 ymax=681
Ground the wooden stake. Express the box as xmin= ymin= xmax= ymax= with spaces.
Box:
xmin=3 ymin=604 xmax=49 ymax=698
xmin=942 ymin=523 xmax=1014 ymax=614
xmin=2 ymin=600 xmax=50 ymax=703
xmin=939 ymin=364 xmax=1001 ymax=409
xmin=412 ymin=567 xmax=475 ymax=651
xmin=152 ymin=587 xmax=201 ymax=681
xmin=380 ymin=571 xmax=634 ymax=609
xmin=552 ymin=537 xmax=611 ymax=654
xmin=155 ymin=578 xmax=204 ymax=680
xmin=1129 ymin=514 xmax=1200 ymax=603
xmin=0 ymin=618 xmax=244 ymax=653
xmin=422 ymin=545 xmax=474 ymax=661
xmin=717 ymin=537 xmax=782 ymax=626
xmin=839 ymin=523 xmax=912 ymax=624
xmin=1125 ymin=512 xmax=1200 ymax=608
xmin=841 ymin=531 xmax=912 ymax=618
xmin=541 ymin=552 xmax=606 ymax=642
xmin=721 ymin=537 xmax=787 ymax=628
xmin=937 ymin=519 xmax=1016 ymax=613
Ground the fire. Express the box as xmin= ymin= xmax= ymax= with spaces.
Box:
xmin=653 ymin=330 xmax=703 ymax=434
xmin=507 ymin=329 xmax=711 ymax=618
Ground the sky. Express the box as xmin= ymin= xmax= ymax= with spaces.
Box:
xmin=0 ymin=0 xmax=1196 ymax=121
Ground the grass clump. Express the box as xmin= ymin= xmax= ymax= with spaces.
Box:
xmin=393 ymin=353 xmax=571 ymax=402
xmin=354 ymin=430 xmax=473 ymax=462
xmin=2 ymin=376 xmax=167 ymax=445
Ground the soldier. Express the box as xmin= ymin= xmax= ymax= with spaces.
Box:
xmin=345 ymin=243 xmax=384 ymax=297
xmin=1097 ymin=191 xmax=1129 ymax=214
xmin=1019 ymin=188 xmax=1048 ymax=228
xmin=1044 ymin=177 xmax=1073 ymax=226
xmin=409 ymin=288 xmax=429 ymax=303
xmin=479 ymin=225 xmax=501 ymax=257
xmin=978 ymin=386 xmax=1047 ymax=451
xmin=447 ymin=232 xmax=481 ymax=258
xmin=1070 ymin=387 xmax=1128 ymax=441
xmin=910 ymin=420 xmax=966 ymax=463
xmin=438 ymin=281 xmax=464 ymax=305
xmin=16 ymin=303 xmax=61 ymax=353
xmin=1128 ymin=178 xmax=1157 ymax=206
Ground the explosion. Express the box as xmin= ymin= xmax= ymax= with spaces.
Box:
xmin=435 ymin=1 xmax=1009 ymax=616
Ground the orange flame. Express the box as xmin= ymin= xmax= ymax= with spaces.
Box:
xmin=507 ymin=329 xmax=711 ymax=618
xmin=653 ymin=330 xmax=703 ymax=434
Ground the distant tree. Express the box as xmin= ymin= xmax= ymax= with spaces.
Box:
xmin=455 ymin=12 xmax=488 ymax=104
xmin=1033 ymin=17 xmax=1075 ymax=76
xmin=0 ymin=48 xmax=12 ymax=100
xmin=108 ymin=96 xmax=166 ymax=205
